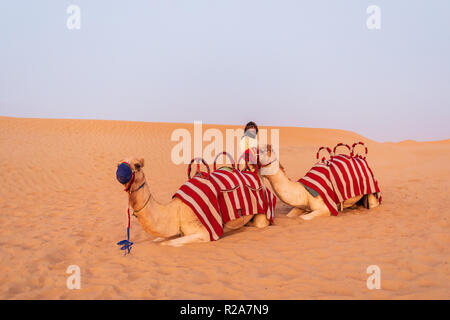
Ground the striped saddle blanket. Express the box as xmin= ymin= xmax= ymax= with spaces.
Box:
xmin=299 ymin=154 xmax=381 ymax=216
xmin=174 ymin=168 xmax=276 ymax=241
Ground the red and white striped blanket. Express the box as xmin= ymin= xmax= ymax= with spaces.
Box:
xmin=174 ymin=168 xmax=276 ymax=240
xmin=299 ymin=154 xmax=381 ymax=216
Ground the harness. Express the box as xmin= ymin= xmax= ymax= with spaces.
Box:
xmin=187 ymin=148 xmax=276 ymax=180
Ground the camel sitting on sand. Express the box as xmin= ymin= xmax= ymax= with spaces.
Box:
xmin=257 ymin=145 xmax=380 ymax=220
xmin=116 ymin=158 xmax=270 ymax=247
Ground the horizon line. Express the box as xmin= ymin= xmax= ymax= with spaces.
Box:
xmin=1 ymin=114 xmax=449 ymax=145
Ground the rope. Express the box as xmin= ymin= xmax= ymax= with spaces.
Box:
xmin=316 ymin=146 xmax=332 ymax=163
xmin=333 ymin=143 xmax=352 ymax=156
xmin=117 ymin=207 xmax=133 ymax=255
xmin=351 ymin=141 xmax=368 ymax=159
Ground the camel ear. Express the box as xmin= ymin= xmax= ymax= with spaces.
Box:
xmin=139 ymin=158 xmax=145 ymax=168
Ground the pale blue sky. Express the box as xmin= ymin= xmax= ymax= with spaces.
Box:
xmin=0 ymin=0 xmax=449 ymax=141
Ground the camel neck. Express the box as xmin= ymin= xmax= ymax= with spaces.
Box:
xmin=127 ymin=179 xmax=180 ymax=238
xmin=128 ymin=180 xmax=151 ymax=213
xmin=266 ymin=164 xmax=309 ymax=207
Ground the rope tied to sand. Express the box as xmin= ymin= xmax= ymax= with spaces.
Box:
xmin=117 ymin=208 xmax=133 ymax=255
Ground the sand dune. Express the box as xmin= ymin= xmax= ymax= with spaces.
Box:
xmin=0 ymin=116 xmax=448 ymax=299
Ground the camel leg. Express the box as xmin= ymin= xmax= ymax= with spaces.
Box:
xmin=152 ymin=237 xmax=166 ymax=242
xmin=301 ymin=208 xmax=330 ymax=220
xmin=248 ymin=213 xmax=270 ymax=228
xmin=287 ymin=207 xmax=304 ymax=218
xmin=160 ymin=233 xmax=210 ymax=247
xmin=368 ymin=194 xmax=380 ymax=209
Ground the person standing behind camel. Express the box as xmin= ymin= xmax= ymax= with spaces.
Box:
xmin=240 ymin=121 xmax=259 ymax=170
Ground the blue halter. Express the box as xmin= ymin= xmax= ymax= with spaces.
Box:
xmin=116 ymin=162 xmax=133 ymax=185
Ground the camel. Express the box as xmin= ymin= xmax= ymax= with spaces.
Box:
xmin=257 ymin=145 xmax=380 ymax=220
xmin=116 ymin=157 xmax=270 ymax=247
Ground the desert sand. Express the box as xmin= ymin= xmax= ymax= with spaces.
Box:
xmin=0 ymin=116 xmax=448 ymax=299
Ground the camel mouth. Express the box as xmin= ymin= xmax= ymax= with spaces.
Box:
xmin=116 ymin=162 xmax=133 ymax=185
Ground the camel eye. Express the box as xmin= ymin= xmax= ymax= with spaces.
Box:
xmin=134 ymin=163 xmax=141 ymax=169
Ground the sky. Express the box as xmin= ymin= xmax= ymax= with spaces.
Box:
xmin=0 ymin=0 xmax=449 ymax=142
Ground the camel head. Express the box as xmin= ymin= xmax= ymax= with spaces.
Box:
xmin=257 ymin=144 xmax=280 ymax=176
xmin=116 ymin=157 xmax=146 ymax=191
